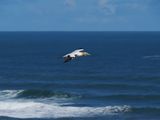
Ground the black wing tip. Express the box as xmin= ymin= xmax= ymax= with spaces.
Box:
xmin=63 ymin=55 xmax=72 ymax=63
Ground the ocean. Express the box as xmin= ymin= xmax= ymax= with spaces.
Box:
xmin=0 ymin=31 xmax=160 ymax=120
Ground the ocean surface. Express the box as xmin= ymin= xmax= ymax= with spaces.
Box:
xmin=0 ymin=32 xmax=160 ymax=120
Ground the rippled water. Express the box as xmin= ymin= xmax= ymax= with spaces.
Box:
xmin=0 ymin=32 xmax=160 ymax=120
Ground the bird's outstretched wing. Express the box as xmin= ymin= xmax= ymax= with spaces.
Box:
xmin=73 ymin=49 xmax=84 ymax=53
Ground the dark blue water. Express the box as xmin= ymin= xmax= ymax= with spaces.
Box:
xmin=0 ymin=32 xmax=160 ymax=120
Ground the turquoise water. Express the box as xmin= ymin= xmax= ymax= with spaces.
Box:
xmin=0 ymin=32 xmax=160 ymax=120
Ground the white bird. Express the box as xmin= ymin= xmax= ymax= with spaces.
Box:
xmin=63 ymin=48 xmax=90 ymax=63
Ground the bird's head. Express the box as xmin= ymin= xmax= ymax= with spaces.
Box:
xmin=82 ymin=51 xmax=90 ymax=56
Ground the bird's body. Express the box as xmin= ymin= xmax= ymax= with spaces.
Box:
xmin=63 ymin=49 xmax=90 ymax=63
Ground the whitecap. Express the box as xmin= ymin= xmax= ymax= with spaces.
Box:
xmin=0 ymin=90 xmax=23 ymax=99
xmin=0 ymin=100 xmax=131 ymax=118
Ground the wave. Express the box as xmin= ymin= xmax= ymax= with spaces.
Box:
xmin=143 ymin=55 xmax=160 ymax=60
xmin=87 ymin=95 xmax=160 ymax=101
xmin=73 ymin=83 xmax=160 ymax=90
xmin=0 ymin=90 xmax=81 ymax=99
xmin=16 ymin=89 xmax=81 ymax=99
xmin=0 ymin=90 xmax=22 ymax=99
xmin=0 ymin=100 xmax=130 ymax=119
xmin=1 ymin=89 xmax=160 ymax=101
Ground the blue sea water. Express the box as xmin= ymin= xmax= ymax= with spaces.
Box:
xmin=0 ymin=31 xmax=160 ymax=120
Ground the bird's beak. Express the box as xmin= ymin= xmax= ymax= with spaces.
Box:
xmin=83 ymin=52 xmax=90 ymax=56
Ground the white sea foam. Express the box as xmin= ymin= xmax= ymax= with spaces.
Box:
xmin=0 ymin=100 xmax=131 ymax=118
xmin=0 ymin=90 xmax=23 ymax=99
xmin=0 ymin=90 xmax=131 ymax=118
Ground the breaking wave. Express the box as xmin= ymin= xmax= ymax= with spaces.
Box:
xmin=0 ymin=100 xmax=130 ymax=118
xmin=0 ymin=90 xmax=22 ymax=99
xmin=0 ymin=90 xmax=131 ymax=118
xmin=0 ymin=90 xmax=81 ymax=99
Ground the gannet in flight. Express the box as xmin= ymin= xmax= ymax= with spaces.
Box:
xmin=63 ymin=49 xmax=90 ymax=63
